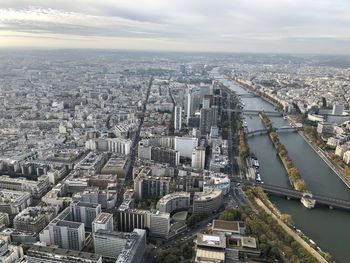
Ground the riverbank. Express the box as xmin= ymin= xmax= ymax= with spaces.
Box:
xmin=254 ymin=197 xmax=329 ymax=263
xmin=298 ymin=128 xmax=350 ymax=189
xmin=244 ymin=187 xmax=332 ymax=262
xmin=234 ymin=78 xmax=284 ymax=110
xmin=233 ymin=77 xmax=350 ymax=190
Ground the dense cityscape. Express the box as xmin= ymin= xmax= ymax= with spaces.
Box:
xmin=0 ymin=50 xmax=349 ymax=263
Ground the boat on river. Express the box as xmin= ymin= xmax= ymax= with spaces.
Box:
xmin=301 ymin=192 xmax=316 ymax=209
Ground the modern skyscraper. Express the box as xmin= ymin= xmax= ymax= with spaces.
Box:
xmin=174 ymin=105 xmax=182 ymax=131
xmin=191 ymin=147 xmax=206 ymax=170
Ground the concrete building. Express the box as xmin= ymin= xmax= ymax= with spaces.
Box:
xmin=317 ymin=122 xmax=334 ymax=134
xmin=156 ymin=192 xmax=190 ymax=213
xmin=148 ymin=211 xmax=171 ymax=238
xmin=191 ymin=147 xmax=206 ymax=170
xmin=75 ymin=187 xmax=117 ymax=210
xmin=174 ymin=105 xmax=182 ymax=131
xmin=71 ymin=201 xmax=101 ymax=229
xmin=13 ymin=206 xmax=56 ymax=233
xmin=133 ymin=168 xmax=171 ymax=200
xmin=332 ymin=104 xmax=344 ymax=115
xmin=137 ymin=141 xmax=152 ymax=160
xmin=212 ymin=220 xmax=246 ymax=236
xmin=26 ymin=244 xmax=102 ymax=263
xmin=174 ymin=136 xmax=198 ymax=159
xmin=343 ymin=151 xmax=350 ymax=164
xmin=151 ymin=147 xmax=180 ymax=167
xmin=100 ymin=157 xmax=127 ymax=178
xmin=0 ymin=238 xmax=23 ymax=263
xmin=85 ymin=138 xmax=131 ymax=155
xmin=203 ymin=173 xmax=230 ymax=196
xmin=92 ymin=212 xmax=114 ymax=233
xmin=93 ymin=229 xmax=146 ymax=260
xmin=0 ymin=213 xmax=10 ymax=230
xmin=75 ymin=152 xmax=107 ymax=175
xmin=193 ymin=189 xmax=223 ymax=216
xmin=0 ymin=190 xmax=32 ymax=215
xmin=43 ymin=218 xmax=85 ymax=251
xmin=115 ymin=228 xmax=146 ymax=263
xmin=0 ymin=175 xmax=49 ymax=198
xmin=195 ymin=233 xmax=226 ymax=263
xmin=116 ymin=207 xmax=170 ymax=238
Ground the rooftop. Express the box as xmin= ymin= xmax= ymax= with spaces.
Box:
xmin=93 ymin=212 xmax=113 ymax=224
xmin=27 ymin=245 xmax=101 ymax=261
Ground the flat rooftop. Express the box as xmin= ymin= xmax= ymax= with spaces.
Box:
xmin=212 ymin=220 xmax=239 ymax=232
xmin=93 ymin=212 xmax=113 ymax=224
xmin=28 ymin=245 xmax=101 ymax=260
xmin=197 ymin=233 xmax=226 ymax=249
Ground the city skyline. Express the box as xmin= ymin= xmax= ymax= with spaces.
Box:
xmin=1 ymin=0 xmax=350 ymax=54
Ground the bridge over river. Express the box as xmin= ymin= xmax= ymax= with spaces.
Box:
xmin=223 ymin=109 xmax=283 ymax=117
xmin=246 ymin=126 xmax=299 ymax=137
xmin=233 ymin=179 xmax=350 ymax=211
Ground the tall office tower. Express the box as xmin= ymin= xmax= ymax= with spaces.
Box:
xmin=200 ymin=108 xmax=213 ymax=135
xmin=46 ymin=219 xmax=85 ymax=250
xmin=174 ymin=105 xmax=182 ymax=131
xmin=186 ymin=88 xmax=192 ymax=124
xmin=71 ymin=201 xmax=101 ymax=229
xmin=92 ymin=212 xmax=114 ymax=233
xmin=332 ymin=104 xmax=344 ymax=115
xmin=174 ymin=136 xmax=198 ymax=159
xmin=191 ymin=147 xmax=206 ymax=170
xmin=202 ymin=95 xmax=212 ymax=109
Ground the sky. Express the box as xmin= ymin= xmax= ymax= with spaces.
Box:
xmin=0 ymin=0 xmax=350 ymax=54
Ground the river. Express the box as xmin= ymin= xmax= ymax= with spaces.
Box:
xmin=222 ymin=79 xmax=350 ymax=262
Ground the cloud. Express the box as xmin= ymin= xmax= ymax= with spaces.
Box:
xmin=0 ymin=0 xmax=350 ymax=54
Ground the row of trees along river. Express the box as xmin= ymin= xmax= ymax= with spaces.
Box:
xmin=221 ymin=78 xmax=350 ymax=262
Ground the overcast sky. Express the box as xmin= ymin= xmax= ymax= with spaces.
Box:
xmin=0 ymin=0 xmax=350 ymax=54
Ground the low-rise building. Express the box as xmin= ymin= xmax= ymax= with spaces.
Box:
xmin=195 ymin=233 xmax=226 ymax=263
xmin=26 ymin=244 xmax=102 ymax=263
xmin=0 ymin=213 xmax=9 ymax=230
xmin=101 ymin=157 xmax=127 ymax=178
xmin=0 ymin=238 xmax=23 ymax=263
xmin=0 ymin=189 xmax=32 ymax=215
xmin=0 ymin=175 xmax=50 ymax=198
xmin=13 ymin=206 xmax=56 ymax=233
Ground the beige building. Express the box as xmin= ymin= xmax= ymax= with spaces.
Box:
xmin=195 ymin=233 xmax=226 ymax=263
xmin=156 ymin=192 xmax=190 ymax=213
xmin=193 ymin=189 xmax=223 ymax=216
xmin=343 ymin=150 xmax=350 ymax=164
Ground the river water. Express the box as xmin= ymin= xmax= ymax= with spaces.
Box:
xmin=223 ymin=79 xmax=350 ymax=262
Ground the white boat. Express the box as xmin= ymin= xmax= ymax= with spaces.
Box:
xmin=255 ymin=173 xmax=262 ymax=182
xmin=301 ymin=192 xmax=316 ymax=209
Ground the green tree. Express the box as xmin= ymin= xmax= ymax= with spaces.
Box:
xmin=162 ymin=254 xmax=179 ymax=263
xmin=294 ymin=179 xmax=306 ymax=191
